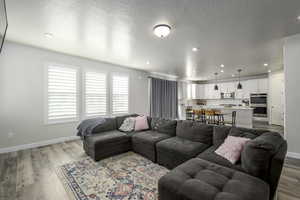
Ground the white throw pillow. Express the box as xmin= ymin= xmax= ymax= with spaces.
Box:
xmin=119 ymin=117 xmax=136 ymax=132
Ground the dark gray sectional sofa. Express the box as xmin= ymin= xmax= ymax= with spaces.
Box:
xmin=82 ymin=114 xmax=287 ymax=200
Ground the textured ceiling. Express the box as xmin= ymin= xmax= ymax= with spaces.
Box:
xmin=5 ymin=0 xmax=300 ymax=80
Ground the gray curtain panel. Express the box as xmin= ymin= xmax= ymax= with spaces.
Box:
xmin=150 ymin=78 xmax=178 ymax=119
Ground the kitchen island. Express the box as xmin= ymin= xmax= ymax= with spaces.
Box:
xmin=190 ymin=105 xmax=254 ymax=128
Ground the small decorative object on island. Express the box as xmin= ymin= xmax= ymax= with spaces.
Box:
xmin=0 ymin=0 xmax=8 ymax=53
xmin=237 ymin=69 xmax=243 ymax=90
xmin=214 ymin=72 xmax=219 ymax=90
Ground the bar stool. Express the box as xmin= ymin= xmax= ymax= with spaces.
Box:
xmin=218 ymin=111 xmax=237 ymax=127
xmin=186 ymin=108 xmax=194 ymax=120
xmin=205 ymin=109 xmax=216 ymax=124
xmin=212 ymin=109 xmax=224 ymax=125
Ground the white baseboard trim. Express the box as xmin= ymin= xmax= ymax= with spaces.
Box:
xmin=286 ymin=152 xmax=300 ymax=159
xmin=0 ymin=136 xmax=80 ymax=154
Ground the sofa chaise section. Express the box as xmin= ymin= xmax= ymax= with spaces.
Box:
xmin=83 ymin=114 xmax=138 ymax=161
xmin=158 ymin=158 xmax=269 ymax=200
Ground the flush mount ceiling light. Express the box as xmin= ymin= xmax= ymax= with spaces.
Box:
xmin=264 ymin=63 xmax=268 ymax=66
xmin=153 ymin=24 xmax=171 ymax=38
xmin=192 ymin=47 xmax=198 ymax=52
xmin=220 ymin=69 xmax=224 ymax=73
xmin=237 ymin=69 xmax=243 ymax=90
xmin=220 ymin=64 xmax=225 ymax=68
xmin=146 ymin=61 xmax=150 ymax=65
xmin=268 ymin=69 xmax=272 ymax=73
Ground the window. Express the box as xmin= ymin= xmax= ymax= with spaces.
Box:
xmin=46 ymin=65 xmax=78 ymax=123
xmin=84 ymin=72 xmax=107 ymax=117
xmin=112 ymin=75 xmax=129 ymax=115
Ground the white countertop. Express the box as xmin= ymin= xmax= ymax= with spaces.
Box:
xmin=190 ymin=105 xmax=253 ymax=110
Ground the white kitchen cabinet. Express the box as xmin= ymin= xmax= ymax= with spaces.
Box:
xmin=205 ymin=84 xmax=220 ymax=99
xmin=190 ymin=84 xmax=205 ymax=99
xmin=242 ymin=78 xmax=268 ymax=96
xmin=245 ymin=79 xmax=258 ymax=94
xmin=257 ymin=78 xmax=268 ymax=93
xmin=220 ymin=82 xmax=236 ymax=93
xmin=196 ymin=84 xmax=205 ymax=99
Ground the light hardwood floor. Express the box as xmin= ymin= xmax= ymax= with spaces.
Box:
xmin=0 ymin=140 xmax=299 ymax=200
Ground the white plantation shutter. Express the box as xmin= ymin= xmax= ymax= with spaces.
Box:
xmin=47 ymin=65 xmax=78 ymax=123
xmin=84 ymin=72 xmax=107 ymax=117
xmin=112 ymin=75 xmax=129 ymax=115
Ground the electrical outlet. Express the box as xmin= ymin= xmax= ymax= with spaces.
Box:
xmin=8 ymin=132 xmax=15 ymax=138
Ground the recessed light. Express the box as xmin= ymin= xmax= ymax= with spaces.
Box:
xmin=264 ymin=63 xmax=268 ymax=66
xmin=232 ymin=74 xmax=235 ymax=77
xmin=220 ymin=69 xmax=224 ymax=73
xmin=220 ymin=64 xmax=225 ymax=68
xmin=44 ymin=33 xmax=53 ymax=39
xmin=192 ymin=47 xmax=198 ymax=52
xmin=153 ymin=24 xmax=171 ymax=38
xmin=146 ymin=61 xmax=150 ymax=65
xmin=268 ymin=70 xmax=272 ymax=73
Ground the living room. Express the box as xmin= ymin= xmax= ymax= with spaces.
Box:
xmin=0 ymin=0 xmax=299 ymax=200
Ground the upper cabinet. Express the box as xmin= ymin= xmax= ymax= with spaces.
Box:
xmin=184 ymin=78 xmax=268 ymax=100
xmin=220 ymin=82 xmax=236 ymax=93
xmin=257 ymin=78 xmax=268 ymax=93
xmin=243 ymin=78 xmax=268 ymax=96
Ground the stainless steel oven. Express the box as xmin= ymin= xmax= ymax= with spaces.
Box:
xmin=250 ymin=93 xmax=267 ymax=117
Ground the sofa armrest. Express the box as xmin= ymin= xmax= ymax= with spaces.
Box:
xmin=91 ymin=118 xmax=117 ymax=134
xmin=268 ymin=141 xmax=287 ymax=200
xmin=241 ymin=132 xmax=285 ymax=181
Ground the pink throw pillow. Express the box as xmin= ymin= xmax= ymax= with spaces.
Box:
xmin=134 ymin=115 xmax=149 ymax=131
xmin=215 ymin=136 xmax=250 ymax=164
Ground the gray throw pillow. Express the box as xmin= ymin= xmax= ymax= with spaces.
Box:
xmin=151 ymin=118 xmax=177 ymax=136
xmin=119 ymin=117 xmax=136 ymax=132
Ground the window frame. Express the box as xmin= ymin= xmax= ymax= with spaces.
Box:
xmin=110 ymin=73 xmax=130 ymax=116
xmin=82 ymin=69 xmax=108 ymax=119
xmin=44 ymin=63 xmax=80 ymax=125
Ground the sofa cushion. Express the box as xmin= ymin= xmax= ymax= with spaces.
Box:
xmin=85 ymin=130 xmax=129 ymax=147
xmin=213 ymin=126 xmax=268 ymax=145
xmin=176 ymin=121 xmax=213 ymax=145
xmin=83 ymin=130 xmax=131 ymax=161
xmin=132 ymin=131 xmax=172 ymax=144
xmin=92 ymin=118 xmax=117 ymax=134
xmin=151 ymin=118 xmax=177 ymax=136
xmin=197 ymin=145 xmax=244 ymax=172
xmin=213 ymin=125 xmax=232 ymax=145
xmin=132 ymin=130 xmax=172 ymax=162
xmin=158 ymin=158 xmax=269 ymax=200
xmin=156 ymin=137 xmax=209 ymax=169
xmin=241 ymin=132 xmax=285 ymax=180
xmin=116 ymin=114 xmax=139 ymax=129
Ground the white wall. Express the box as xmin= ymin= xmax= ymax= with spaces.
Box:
xmin=268 ymin=70 xmax=284 ymax=126
xmin=0 ymin=41 xmax=149 ymax=149
xmin=284 ymin=34 xmax=300 ymax=156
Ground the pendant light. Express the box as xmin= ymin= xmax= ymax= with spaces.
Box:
xmin=214 ymin=72 xmax=219 ymax=90
xmin=237 ymin=69 xmax=242 ymax=90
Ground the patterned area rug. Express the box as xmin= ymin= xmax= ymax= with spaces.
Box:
xmin=56 ymin=152 xmax=169 ymax=200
